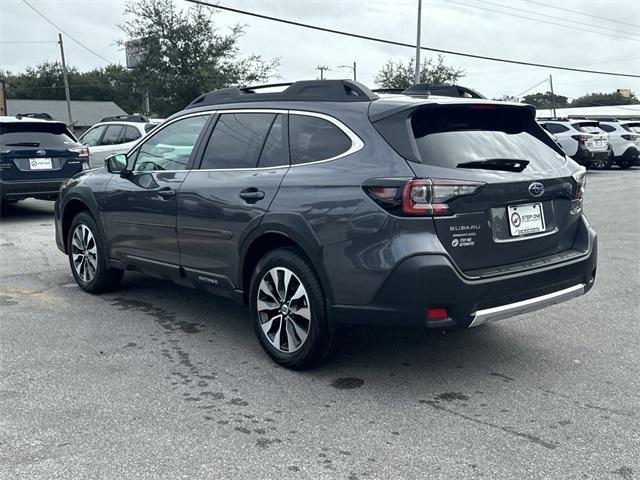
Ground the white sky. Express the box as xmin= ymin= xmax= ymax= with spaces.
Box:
xmin=1 ymin=0 xmax=639 ymax=101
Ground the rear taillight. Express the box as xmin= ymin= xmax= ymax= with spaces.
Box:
xmin=570 ymin=167 xmax=587 ymax=215
xmin=621 ymin=134 xmax=640 ymax=141
xmin=68 ymin=146 xmax=89 ymax=159
xmin=571 ymin=135 xmax=590 ymax=143
xmin=364 ymin=178 xmax=484 ymax=217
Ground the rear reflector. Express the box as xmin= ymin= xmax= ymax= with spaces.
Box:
xmin=426 ymin=307 xmax=449 ymax=320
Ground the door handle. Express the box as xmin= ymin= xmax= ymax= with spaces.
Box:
xmin=157 ymin=187 xmax=176 ymax=197
xmin=239 ymin=188 xmax=265 ymax=203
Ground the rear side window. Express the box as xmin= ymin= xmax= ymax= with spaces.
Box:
xmin=289 ymin=115 xmax=351 ymax=165
xmin=599 ymin=124 xmax=615 ymax=133
xmin=410 ymin=106 xmax=564 ymax=171
xmin=200 ymin=113 xmax=276 ymax=169
xmin=123 ymin=126 xmax=142 ymax=142
xmin=101 ymin=125 xmax=124 ymax=145
xmin=0 ymin=122 xmax=76 ymax=147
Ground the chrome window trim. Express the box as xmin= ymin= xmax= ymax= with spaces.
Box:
xmin=127 ymin=108 xmax=364 ymax=173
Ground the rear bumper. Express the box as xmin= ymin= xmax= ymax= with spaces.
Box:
xmin=0 ymin=178 xmax=66 ymax=199
xmin=571 ymin=147 xmax=608 ymax=167
xmin=331 ymin=217 xmax=597 ymax=329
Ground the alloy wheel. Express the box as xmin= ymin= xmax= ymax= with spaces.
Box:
xmin=256 ymin=267 xmax=311 ymax=353
xmin=71 ymin=224 xmax=98 ymax=283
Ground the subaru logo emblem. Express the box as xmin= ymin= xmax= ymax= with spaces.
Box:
xmin=36 ymin=149 xmax=46 ymax=156
xmin=528 ymin=182 xmax=545 ymax=197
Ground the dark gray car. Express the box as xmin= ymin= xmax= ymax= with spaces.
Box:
xmin=54 ymin=80 xmax=597 ymax=369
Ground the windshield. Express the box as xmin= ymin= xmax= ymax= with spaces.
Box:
xmin=0 ymin=122 xmax=76 ymax=147
xmin=410 ymin=106 xmax=565 ymax=171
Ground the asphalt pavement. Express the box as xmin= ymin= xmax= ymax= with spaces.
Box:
xmin=1 ymin=169 xmax=639 ymax=479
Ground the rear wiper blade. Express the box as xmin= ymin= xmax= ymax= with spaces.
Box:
xmin=457 ymin=159 xmax=529 ymax=172
xmin=5 ymin=142 xmax=40 ymax=147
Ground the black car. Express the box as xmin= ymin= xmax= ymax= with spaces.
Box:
xmin=54 ymin=80 xmax=597 ymax=369
xmin=1 ymin=117 xmax=88 ymax=203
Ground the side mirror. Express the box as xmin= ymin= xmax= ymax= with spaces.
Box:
xmin=105 ymin=154 xmax=128 ymax=174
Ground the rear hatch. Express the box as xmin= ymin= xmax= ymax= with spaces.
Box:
xmin=0 ymin=121 xmax=84 ymax=181
xmin=372 ymin=103 xmax=584 ymax=274
xmin=571 ymin=121 xmax=608 ymax=152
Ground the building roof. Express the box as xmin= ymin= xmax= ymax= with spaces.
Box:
xmin=536 ymin=104 xmax=640 ymax=120
xmin=6 ymin=99 xmax=128 ymax=127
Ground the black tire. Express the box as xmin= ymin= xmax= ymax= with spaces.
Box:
xmin=618 ymin=158 xmax=633 ymax=169
xmin=591 ymin=153 xmax=613 ymax=170
xmin=67 ymin=211 xmax=123 ymax=293
xmin=249 ymin=247 xmax=334 ymax=370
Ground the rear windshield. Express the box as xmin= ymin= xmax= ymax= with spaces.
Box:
xmin=622 ymin=122 xmax=640 ymax=133
xmin=0 ymin=122 xmax=76 ymax=147
xmin=572 ymin=122 xmax=602 ymax=134
xmin=410 ymin=106 xmax=564 ymax=170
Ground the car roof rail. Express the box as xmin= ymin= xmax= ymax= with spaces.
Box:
xmin=401 ymin=84 xmax=486 ymax=99
xmin=16 ymin=112 xmax=53 ymax=120
xmin=186 ymin=80 xmax=379 ymax=108
xmin=371 ymin=87 xmax=407 ymax=94
xmin=100 ymin=114 xmax=148 ymax=123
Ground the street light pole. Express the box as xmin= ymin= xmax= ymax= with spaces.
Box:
xmin=58 ymin=33 xmax=74 ymax=133
xmin=549 ymin=74 xmax=557 ymax=118
xmin=414 ymin=0 xmax=422 ymax=85
xmin=337 ymin=63 xmax=357 ymax=81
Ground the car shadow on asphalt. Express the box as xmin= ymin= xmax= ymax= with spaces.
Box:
xmin=0 ymin=200 xmax=55 ymax=222
xmin=111 ymin=272 xmax=548 ymax=386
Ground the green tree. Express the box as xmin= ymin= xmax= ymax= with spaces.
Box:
xmin=375 ymin=55 xmax=464 ymax=89
xmin=569 ymin=91 xmax=639 ymax=107
xmin=1 ymin=62 xmax=142 ymax=113
xmin=120 ymin=0 xmax=279 ymax=117
xmin=521 ymin=91 xmax=569 ymax=109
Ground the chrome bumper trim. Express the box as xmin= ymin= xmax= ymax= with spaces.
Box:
xmin=469 ymin=283 xmax=586 ymax=328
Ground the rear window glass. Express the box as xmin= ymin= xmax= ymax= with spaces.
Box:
xmin=0 ymin=122 xmax=76 ymax=147
xmin=572 ymin=122 xmax=602 ymax=134
xmin=623 ymin=123 xmax=640 ymax=133
xmin=411 ymin=107 xmax=563 ymax=170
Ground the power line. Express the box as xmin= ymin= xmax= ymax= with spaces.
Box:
xmin=515 ymin=78 xmax=549 ymax=98
xmin=0 ymin=41 xmax=58 ymax=44
xmin=446 ymin=0 xmax=640 ymax=43
xmin=524 ymin=0 xmax=640 ymax=29
xmin=184 ymin=0 xmax=640 ymax=79
xmin=21 ymin=0 xmax=114 ymax=64
xmin=471 ymin=0 xmax=640 ymax=38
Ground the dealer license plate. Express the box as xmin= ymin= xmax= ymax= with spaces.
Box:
xmin=29 ymin=158 xmax=53 ymax=170
xmin=507 ymin=203 xmax=545 ymax=237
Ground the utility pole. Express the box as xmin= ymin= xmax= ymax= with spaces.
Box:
xmin=316 ymin=65 xmax=329 ymax=80
xmin=337 ymin=62 xmax=357 ymax=81
xmin=549 ymin=74 xmax=556 ymax=118
xmin=58 ymin=33 xmax=74 ymax=132
xmin=414 ymin=0 xmax=423 ymax=85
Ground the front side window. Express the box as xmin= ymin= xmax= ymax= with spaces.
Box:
xmin=133 ymin=115 xmax=209 ymax=171
xmin=289 ymin=114 xmax=352 ymax=165
xmin=79 ymin=125 xmax=106 ymax=147
xmin=200 ymin=113 xmax=278 ymax=169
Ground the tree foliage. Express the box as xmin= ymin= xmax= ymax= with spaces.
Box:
xmin=521 ymin=91 xmax=569 ymax=109
xmin=1 ymin=62 xmax=141 ymax=113
xmin=120 ymin=0 xmax=278 ymax=116
xmin=375 ymin=55 xmax=465 ymax=89
xmin=569 ymin=91 xmax=639 ymax=107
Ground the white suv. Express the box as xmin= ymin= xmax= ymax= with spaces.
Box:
xmin=597 ymin=120 xmax=640 ymax=169
xmin=538 ymin=119 xmax=609 ymax=168
xmin=79 ymin=120 xmax=146 ymax=167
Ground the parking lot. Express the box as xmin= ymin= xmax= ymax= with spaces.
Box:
xmin=0 ymin=169 xmax=638 ymax=479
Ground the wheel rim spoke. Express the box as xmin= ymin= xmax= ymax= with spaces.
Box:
xmin=256 ymin=266 xmax=311 ymax=354
xmin=71 ymin=224 xmax=97 ymax=283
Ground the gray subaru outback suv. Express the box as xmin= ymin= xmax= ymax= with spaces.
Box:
xmin=54 ymin=80 xmax=597 ymax=369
